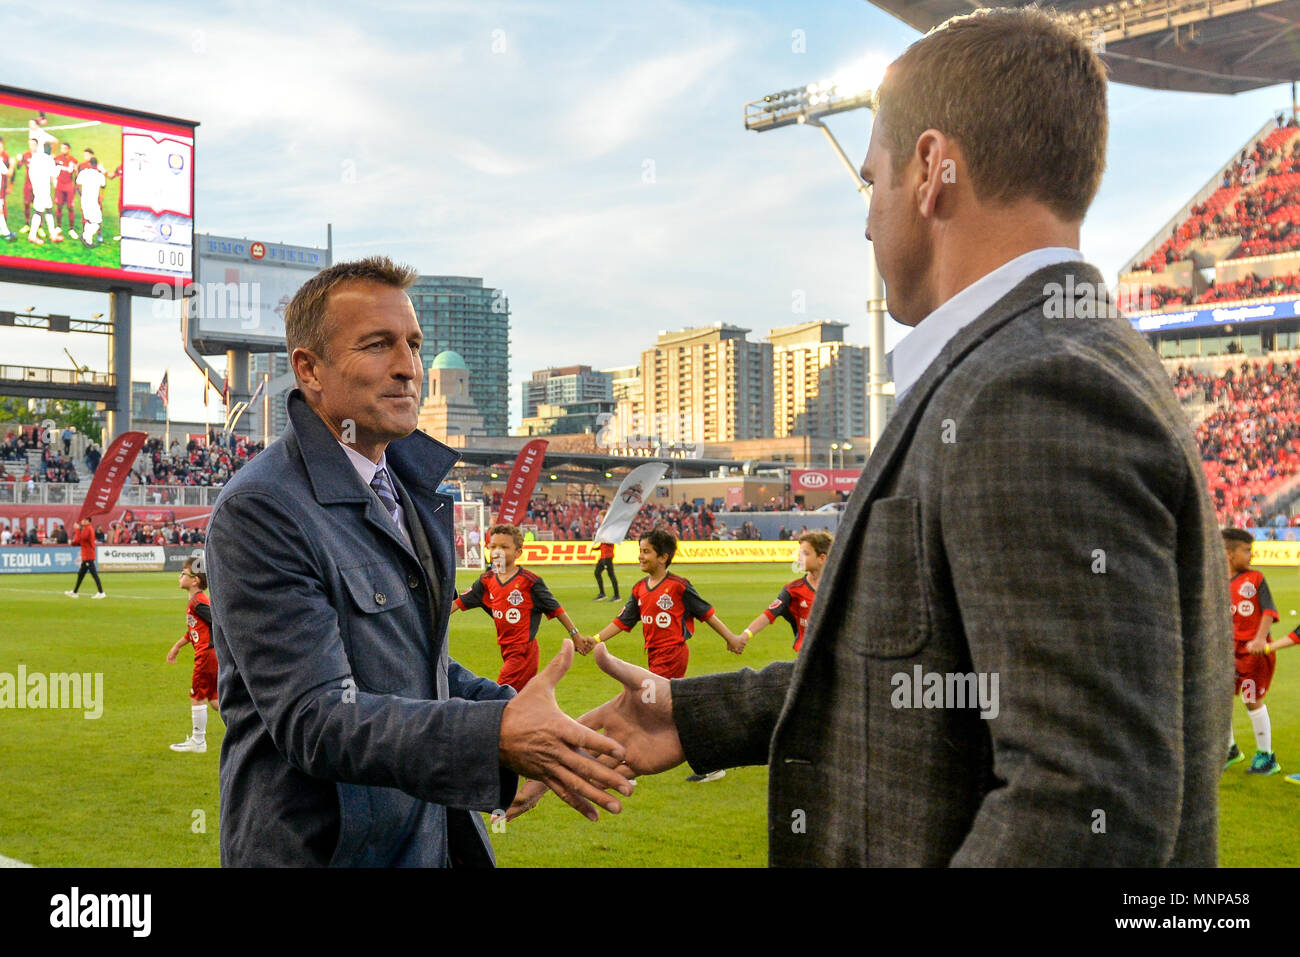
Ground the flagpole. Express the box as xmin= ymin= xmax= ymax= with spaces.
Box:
xmin=164 ymin=370 xmax=170 ymax=452
xmin=262 ymin=372 xmax=270 ymax=446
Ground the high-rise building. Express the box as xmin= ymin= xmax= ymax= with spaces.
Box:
xmin=248 ymin=352 xmax=291 ymax=440
xmin=131 ymin=381 xmax=166 ymax=423
xmin=639 ymin=324 xmax=772 ymax=443
xmin=409 ymin=276 xmax=510 ymax=436
xmin=521 ymin=365 xmax=612 ymax=419
xmin=768 ymin=321 xmax=867 ymax=439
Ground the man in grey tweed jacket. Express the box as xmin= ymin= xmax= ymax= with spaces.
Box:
xmin=574 ymin=7 xmax=1231 ymax=866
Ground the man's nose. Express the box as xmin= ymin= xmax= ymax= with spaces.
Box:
xmin=393 ymin=344 xmax=419 ymax=380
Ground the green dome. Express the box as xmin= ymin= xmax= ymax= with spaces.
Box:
xmin=430 ymin=350 xmax=468 ymax=371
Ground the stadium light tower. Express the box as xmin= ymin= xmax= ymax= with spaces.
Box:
xmin=745 ymin=75 xmax=889 ymax=453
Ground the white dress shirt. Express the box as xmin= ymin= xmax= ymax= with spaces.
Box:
xmin=338 ymin=441 xmax=410 ymax=545
xmin=888 ymin=247 xmax=1084 ymax=400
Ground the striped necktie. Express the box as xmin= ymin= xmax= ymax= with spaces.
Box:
xmin=370 ymin=467 xmax=400 ymax=525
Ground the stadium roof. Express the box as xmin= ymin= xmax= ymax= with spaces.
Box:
xmin=865 ymin=0 xmax=1300 ymax=95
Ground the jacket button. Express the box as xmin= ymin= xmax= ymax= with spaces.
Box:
xmin=374 ymin=592 xmax=387 ymax=605
xmin=408 ymin=576 xmax=419 ymax=589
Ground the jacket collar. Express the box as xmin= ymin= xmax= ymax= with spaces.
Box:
xmin=780 ymin=259 xmax=1103 ymax=692
xmin=284 ymin=389 xmax=462 ymax=505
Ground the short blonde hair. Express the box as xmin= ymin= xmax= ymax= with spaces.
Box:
xmin=874 ymin=7 xmax=1107 ymax=221
xmin=284 ymin=256 xmax=418 ymax=363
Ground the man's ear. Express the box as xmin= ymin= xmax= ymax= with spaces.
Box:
xmin=290 ymin=347 xmax=322 ymax=395
xmin=914 ymin=129 xmax=954 ymax=219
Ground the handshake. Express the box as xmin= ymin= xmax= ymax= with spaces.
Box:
xmin=494 ymin=639 xmax=688 ymax=825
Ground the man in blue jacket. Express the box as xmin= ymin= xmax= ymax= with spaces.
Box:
xmin=206 ymin=256 xmax=630 ymax=867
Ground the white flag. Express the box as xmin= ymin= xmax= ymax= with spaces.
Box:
xmin=595 ymin=463 xmax=668 ymax=544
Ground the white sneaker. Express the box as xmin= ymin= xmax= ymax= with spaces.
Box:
xmin=64 ymin=590 xmax=79 ymax=598
xmin=169 ymin=737 xmax=207 ymax=753
xmin=686 ymin=770 xmax=726 ymax=783
xmin=91 ymin=592 xmax=106 ymax=599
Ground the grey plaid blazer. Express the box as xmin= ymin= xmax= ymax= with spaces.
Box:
xmin=672 ymin=260 xmax=1232 ymax=866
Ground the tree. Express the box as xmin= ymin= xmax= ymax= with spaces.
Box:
xmin=0 ymin=395 xmax=102 ymax=443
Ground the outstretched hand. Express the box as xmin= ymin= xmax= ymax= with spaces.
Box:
xmin=578 ymin=644 xmax=686 ymax=776
xmin=498 ymin=640 xmax=634 ymax=822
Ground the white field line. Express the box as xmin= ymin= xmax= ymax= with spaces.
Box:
xmin=0 ymin=853 xmax=34 ymax=868
xmin=0 ymin=585 xmax=174 ymax=600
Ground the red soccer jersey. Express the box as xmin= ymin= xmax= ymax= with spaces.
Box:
xmin=598 ymin=542 xmax=614 ymax=560
xmin=1230 ymin=569 xmax=1278 ymax=647
xmin=764 ymin=575 xmax=818 ymax=651
xmin=185 ymin=592 xmax=214 ymax=667
xmin=54 ymin=155 xmax=76 ymax=189
xmin=72 ymin=523 xmax=96 ymax=562
xmin=454 ymin=567 xmax=563 ymax=647
xmin=615 ymin=573 xmax=714 ymax=652
xmin=0 ymin=151 xmax=9 ymax=192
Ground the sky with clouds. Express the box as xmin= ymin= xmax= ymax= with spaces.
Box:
xmin=0 ymin=0 xmax=1290 ymax=428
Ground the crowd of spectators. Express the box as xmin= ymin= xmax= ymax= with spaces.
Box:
xmin=1134 ymin=122 xmax=1300 ymax=272
xmin=1170 ymin=359 xmax=1300 ymax=528
xmin=134 ymin=435 xmax=265 ymax=488
xmin=0 ymin=518 xmax=206 ymax=547
xmin=1198 ymin=270 xmax=1300 ymax=304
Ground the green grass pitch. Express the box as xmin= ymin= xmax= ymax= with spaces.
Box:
xmin=0 ymin=104 xmax=121 ymax=266
xmin=1 ymin=562 xmax=1297 ymax=867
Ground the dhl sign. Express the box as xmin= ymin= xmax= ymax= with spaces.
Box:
xmin=1245 ymin=541 xmax=1300 ymax=566
xmin=516 ymin=540 xmax=800 ymax=565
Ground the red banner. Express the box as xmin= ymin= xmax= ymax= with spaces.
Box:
xmin=1 ymin=505 xmax=212 ymax=542
xmin=790 ymin=468 xmax=861 ymax=494
xmin=495 ymin=439 xmax=548 ymax=525
xmin=76 ymin=431 xmax=148 ymax=523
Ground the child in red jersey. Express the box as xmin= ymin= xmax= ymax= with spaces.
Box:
xmin=592 ymin=528 xmax=744 ymax=679
xmin=451 ymin=523 xmax=591 ymax=692
xmin=165 ymin=554 xmax=219 ymax=754
xmin=592 ymin=528 xmax=743 ymax=783
xmin=1223 ymin=528 xmax=1296 ymax=775
xmin=741 ymin=530 xmax=832 ymax=653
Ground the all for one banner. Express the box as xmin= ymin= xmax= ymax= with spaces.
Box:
xmin=77 ymin=431 xmax=149 ymax=523
xmin=495 ymin=439 xmax=548 ymax=525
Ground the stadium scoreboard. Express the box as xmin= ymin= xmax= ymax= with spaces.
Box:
xmin=0 ymin=85 xmax=196 ymax=294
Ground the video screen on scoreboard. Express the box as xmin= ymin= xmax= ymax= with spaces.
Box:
xmin=0 ymin=86 xmax=194 ymax=290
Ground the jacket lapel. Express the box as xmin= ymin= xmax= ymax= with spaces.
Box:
xmin=283 ymin=389 xmax=460 ymax=569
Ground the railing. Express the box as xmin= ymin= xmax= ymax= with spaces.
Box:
xmin=0 ymin=364 xmax=114 ymax=387
xmin=0 ymin=482 xmax=226 ymax=507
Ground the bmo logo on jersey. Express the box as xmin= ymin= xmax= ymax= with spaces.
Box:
xmin=641 ymin=614 xmax=654 ymax=626
xmin=1237 ymin=600 xmax=1256 ymax=617
xmin=655 ymin=611 xmax=672 ymax=628
xmin=505 ymin=608 xmax=522 ymax=624
xmin=492 ymin=609 xmax=503 ymax=619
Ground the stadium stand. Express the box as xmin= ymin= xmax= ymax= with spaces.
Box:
xmin=1134 ymin=122 xmax=1300 ymax=272
xmin=1167 ymin=357 xmax=1300 ymax=529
